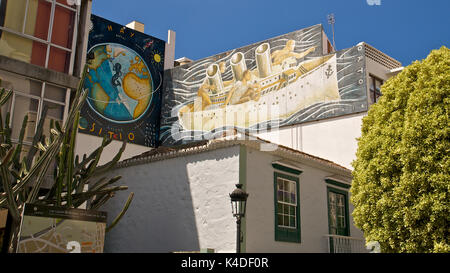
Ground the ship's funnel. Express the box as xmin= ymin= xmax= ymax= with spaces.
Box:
xmin=230 ymin=52 xmax=247 ymax=81
xmin=255 ymin=43 xmax=272 ymax=78
xmin=206 ymin=64 xmax=224 ymax=94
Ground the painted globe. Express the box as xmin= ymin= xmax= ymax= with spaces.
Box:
xmin=84 ymin=43 xmax=153 ymax=123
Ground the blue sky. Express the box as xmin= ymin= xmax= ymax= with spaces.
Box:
xmin=92 ymin=0 xmax=450 ymax=66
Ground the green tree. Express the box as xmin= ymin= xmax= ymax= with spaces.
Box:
xmin=351 ymin=46 xmax=449 ymax=253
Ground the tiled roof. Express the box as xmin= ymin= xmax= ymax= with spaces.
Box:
xmin=118 ymin=133 xmax=352 ymax=176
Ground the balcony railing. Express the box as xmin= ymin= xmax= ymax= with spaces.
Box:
xmin=325 ymin=234 xmax=369 ymax=253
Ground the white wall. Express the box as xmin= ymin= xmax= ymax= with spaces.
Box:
xmin=244 ymin=147 xmax=363 ymax=253
xmin=99 ymin=146 xmax=240 ymax=253
xmin=75 ymin=133 xmax=152 ymax=165
xmin=256 ymin=112 xmax=366 ymax=170
xmin=255 ymin=51 xmax=399 ymax=171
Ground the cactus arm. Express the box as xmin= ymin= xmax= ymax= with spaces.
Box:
xmin=83 ymin=136 xmax=106 ymax=178
xmin=93 ymin=139 xmax=126 ymax=175
xmin=47 ymin=185 xmax=129 ymax=206
xmin=89 ymin=175 xmax=122 ymax=193
xmin=105 ymin=192 xmax=134 ymax=233
xmin=0 ymin=87 xmax=12 ymax=106
xmin=4 ymin=112 xmax=11 ymax=146
xmin=72 ymin=137 xmax=113 ymax=175
xmin=88 ymin=191 xmax=115 ymax=210
xmin=0 ymin=148 xmax=19 ymax=221
xmin=62 ymin=66 xmax=88 ymax=134
xmin=11 ymin=115 xmax=28 ymax=169
xmin=0 ymin=104 xmax=5 ymax=144
xmin=25 ymin=105 xmax=48 ymax=170
xmin=65 ymin=111 xmax=80 ymax=207
xmin=25 ymin=136 xmax=62 ymax=203
xmin=55 ymin=143 xmax=67 ymax=206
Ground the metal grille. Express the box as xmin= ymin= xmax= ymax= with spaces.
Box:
xmin=364 ymin=43 xmax=402 ymax=70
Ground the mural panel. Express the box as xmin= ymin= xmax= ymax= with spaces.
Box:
xmin=79 ymin=15 xmax=165 ymax=147
xmin=160 ymin=25 xmax=367 ymax=146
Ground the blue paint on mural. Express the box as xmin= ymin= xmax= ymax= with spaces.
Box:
xmin=159 ymin=25 xmax=367 ymax=146
xmin=79 ymin=15 xmax=165 ymax=147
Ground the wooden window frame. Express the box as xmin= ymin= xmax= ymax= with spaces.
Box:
xmin=6 ymin=76 xmax=70 ymax=145
xmin=0 ymin=0 xmax=79 ymax=74
xmin=274 ymin=171 xmax=301 ymax=243
xmin=326 ymin=186 xmax=350 ymax=237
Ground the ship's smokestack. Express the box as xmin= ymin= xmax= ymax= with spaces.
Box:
xmin=255 ymin=43 xmax=272 ymax=78
xmin=230 ymin=52 xmax=247 ymax=81
xmin=206 ymin=64 xmax=224 ymax=93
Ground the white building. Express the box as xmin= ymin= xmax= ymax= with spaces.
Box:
xmin=100 ymin=134 xmax=367 ymax=253
xmin=256 ymin=42 xmax=402 ymax=169
xmin=97 ymin=34 xmax=403 ymax=254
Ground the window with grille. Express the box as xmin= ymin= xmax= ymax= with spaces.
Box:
xmin=0 ymin=71 xmax=69 ymax=187
xmin=327 ymin=187 xmax=349 ymax=236
xmin=274 ymin=171 xmax=301 ymax=243
xmin=276 ymin=177 xmax=297 ymax=229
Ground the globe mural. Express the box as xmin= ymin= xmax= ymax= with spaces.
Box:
xmin=84 ymin=43 xmax=153 ymax=123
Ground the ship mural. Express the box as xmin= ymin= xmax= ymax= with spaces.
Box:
xmin=160 ymin=25 xmax=368 ymax=146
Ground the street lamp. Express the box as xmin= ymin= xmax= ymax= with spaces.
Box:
xmin=229 ymin=184 xmax=249 ymax=253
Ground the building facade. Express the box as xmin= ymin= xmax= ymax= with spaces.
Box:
xmin=255 ymin=42 xmax=402 ymax=169
xmin=0 ymin=0 xmax=93 ymax=186
xmin=0 ymin=3 xmax=403 ymax=252
xmin=101 ymin=136 xmax=367 ymax=253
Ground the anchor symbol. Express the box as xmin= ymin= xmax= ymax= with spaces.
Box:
xmin=325 ymin=65 xmax=333 ymax=79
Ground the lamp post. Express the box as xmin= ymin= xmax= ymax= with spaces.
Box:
xmin=229 ymin=184 xmax=249 ymax=253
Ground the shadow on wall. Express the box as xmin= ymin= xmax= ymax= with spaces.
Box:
xmin=101 ymin=159 xmax=200 ymax=253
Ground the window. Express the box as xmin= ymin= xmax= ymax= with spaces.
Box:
xmin=327 ymin=187 xmax=349 ymax=236
xmin=1 ymin=71 xmax=69 ymax=145
xmin=0 ymin=72 xmax=69 ymax=188
xmin=369 ymin=75 xmax=383 ymax=104
xmin=0 ymin=0 xmax=79 ymax=74
xmin=274 ymin=172 xmax=301 ymax=243
xmin=277 ymin=177 xmax=297 ymax=229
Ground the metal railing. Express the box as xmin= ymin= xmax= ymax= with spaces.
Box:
xmin=325 ymin=234 xmax=369 ymax=253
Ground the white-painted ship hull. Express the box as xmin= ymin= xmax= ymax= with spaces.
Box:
xmin=179 ymin=54 xmax=339 ymax=131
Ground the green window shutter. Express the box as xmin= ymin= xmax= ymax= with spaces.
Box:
xmin=274 ymin=172 xmax=301 ymax=243
xmin=325 ymin=178 xmax=351 ymax=189
xmin=272 ymin=163 xmax=302 ymax=175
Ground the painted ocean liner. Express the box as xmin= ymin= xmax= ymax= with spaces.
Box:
xmin=178 ymin=40 xmax=340 ymax=131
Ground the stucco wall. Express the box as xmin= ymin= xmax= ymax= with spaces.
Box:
xmin=255 ymin=53 xmax=398 ymax=171
xmin=99 ymin=145 xmax=240 ymax=253
xmin=244 ymin=147 xmax=363 ymax=253
xmin=75 ymin=133 xmax=152 ymax=165
xmin=256 ymin=112 xmax=365 ymax=170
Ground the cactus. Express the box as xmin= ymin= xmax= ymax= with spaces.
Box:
xmin=0 ymin=65 xmax=134 ymax=252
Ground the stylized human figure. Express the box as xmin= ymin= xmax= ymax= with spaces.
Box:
xmin=219 ymin=61 xmax=236 ymax=88
xmin=111 ymin=63 xmax=122 ymax=86
xmin=271 ymin=40 xmax=316 ymax=66
xmin=196 ymin=80 xmax=216 ymax=110
xmin=223 ymin=70 xmax=261 ymax=107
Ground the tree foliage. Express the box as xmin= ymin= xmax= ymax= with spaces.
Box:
xmin=351 ymin=46 xmax=449 ymax=253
